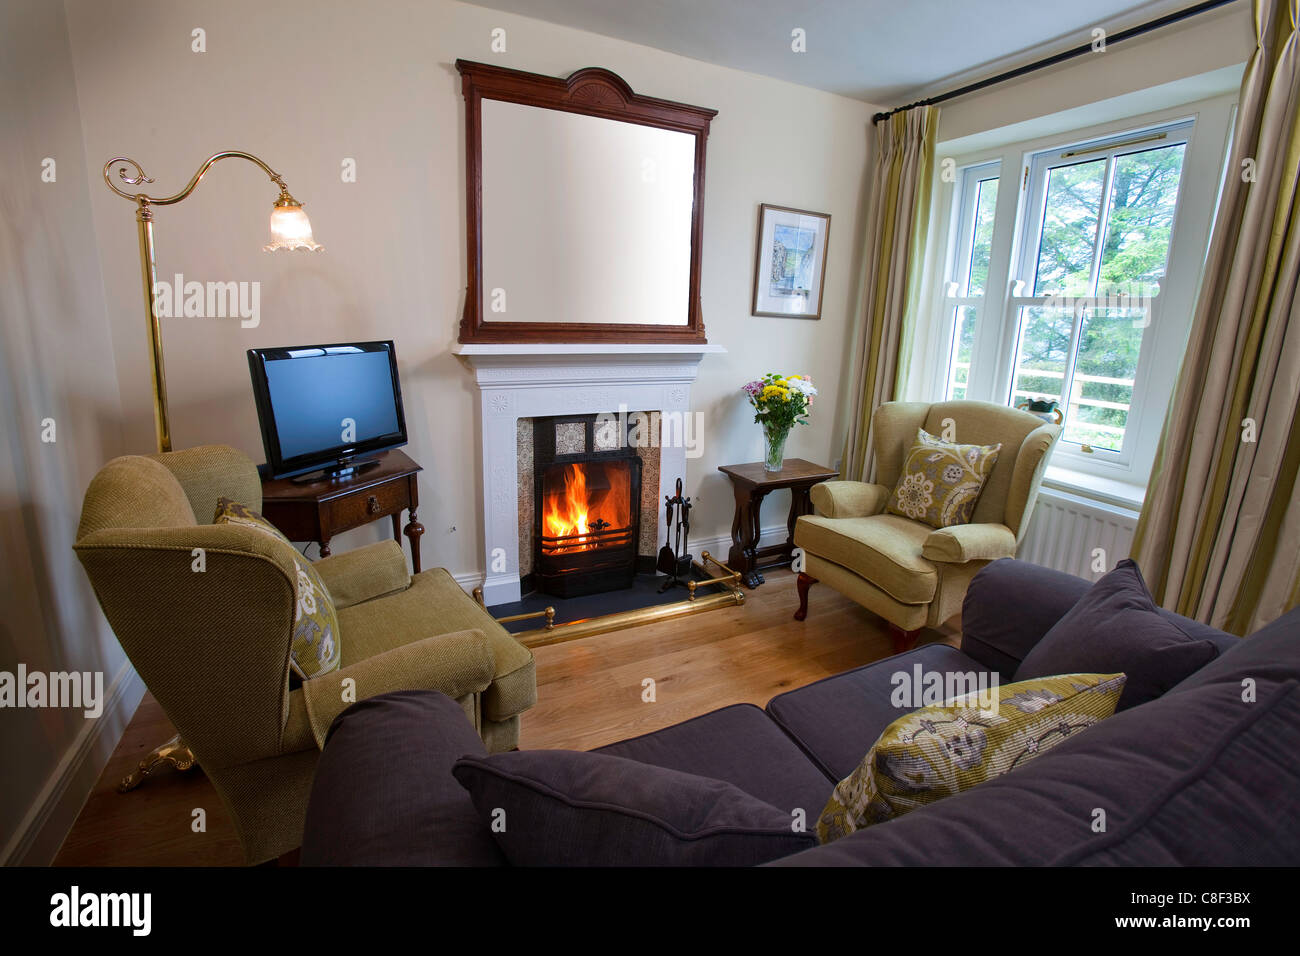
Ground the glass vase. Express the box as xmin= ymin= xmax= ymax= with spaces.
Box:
xmin=762 ymin=424 xmax=790 ymax=472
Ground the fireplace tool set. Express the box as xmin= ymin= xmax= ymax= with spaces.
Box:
xmin=657 ymin=477 xmax=695 ymax=592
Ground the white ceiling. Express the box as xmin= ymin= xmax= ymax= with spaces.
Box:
xmin=461 ymin=0 xmax=1210 ymax=104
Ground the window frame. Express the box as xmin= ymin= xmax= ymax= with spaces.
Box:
xmin=939 ymin=160 xmax=1001 ymax=401
xmin=923 ymin=95 xmax=1236 ymax=498
xmin=1004 ymin=118 xmax=1194 ymax=471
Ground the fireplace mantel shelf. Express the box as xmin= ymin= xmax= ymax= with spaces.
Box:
xmin=456 ymin=341 xmax=723 ymax=605
xmin=453 ymin=342 xmax=726 ymax=364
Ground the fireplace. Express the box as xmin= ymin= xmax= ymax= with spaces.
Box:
xmin=533 ymin=414 xmax=642 ymax=598
xmin=453 ymin=341 xmax=722 ymax=605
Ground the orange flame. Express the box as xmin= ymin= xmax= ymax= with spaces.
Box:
xmin=542 ymin=462 xmax=631 ymax=554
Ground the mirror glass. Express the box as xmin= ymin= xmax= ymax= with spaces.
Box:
xmin=480 ymin=99 xmax=696 ymax=326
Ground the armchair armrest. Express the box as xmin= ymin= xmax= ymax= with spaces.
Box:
xmin=295 ymin=627 xmax=495 ymax=749
xmin=810 ymin=481 xmax=891 ymax=518
xmin=960 ymin=559 xmax=1092 ymax=679
xmin=921 ymin=523 xmax=1017 ymax=564
xmin=312 ymin=539 xmax=411 ymax=609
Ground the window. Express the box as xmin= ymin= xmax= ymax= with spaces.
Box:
xmin=928 ymin=103 xmax=1231 ymax=495
xmin=1009 ymin=125 xmax=1189 ymax=456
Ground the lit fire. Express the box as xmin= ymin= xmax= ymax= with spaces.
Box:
xmin=542 ymin=462 xmax=631 ymax=554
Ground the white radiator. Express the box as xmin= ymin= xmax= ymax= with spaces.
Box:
xmin=1017 ymin=487 xmax=1139 ymax=580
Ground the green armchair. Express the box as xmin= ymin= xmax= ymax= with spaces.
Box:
xmin=794 ymin=401 xmax=1060 ymax=651
xmin=74 ymin=444 xmax=536 ymax=864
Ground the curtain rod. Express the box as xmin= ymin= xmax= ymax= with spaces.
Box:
xmin=871 ymin=0 xmax=1243 ymax=124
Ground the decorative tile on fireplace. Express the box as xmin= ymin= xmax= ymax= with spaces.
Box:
xmin=555 ymin=421 xmax=586 ymax=455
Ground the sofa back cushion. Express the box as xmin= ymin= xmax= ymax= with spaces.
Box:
xmin=961 ymin=559 xmax=1237 ymax=682
xmin=303 ymin=690 xmax=504 ymax=866
xmin=1016 ymin=560 xmax=1222 ymax=710
xmin=453 ymin=750 xmax=817 ymax=866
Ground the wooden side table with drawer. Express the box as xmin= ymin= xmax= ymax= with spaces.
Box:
xmin=259 ymin=449 xmax=424 ymax=572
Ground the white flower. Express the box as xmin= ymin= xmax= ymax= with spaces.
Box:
xmin=788 ymin=378 xmax=818 ymax=397
xmin=943 ymin=464 xmax=965 ymax=483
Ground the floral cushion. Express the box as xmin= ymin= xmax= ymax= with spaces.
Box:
xmin=885 ymin=428 xmax=1001 ymax=529
xmin=213 ymin=497 xmax=341 ymax=679
xmin=817 ymin=672 xmax=1126 ymax=843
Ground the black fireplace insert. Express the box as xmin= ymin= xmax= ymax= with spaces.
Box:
xmin=533 ymin=413 xmax=642 ymax=598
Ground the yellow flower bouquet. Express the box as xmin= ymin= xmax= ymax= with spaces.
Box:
xmin=742 ymin=373 xmax=817 ymax=471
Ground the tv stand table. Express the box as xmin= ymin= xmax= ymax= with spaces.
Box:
xmin=260 ymin=449 xmax=424 ymax=572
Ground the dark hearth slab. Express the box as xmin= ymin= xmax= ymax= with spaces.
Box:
xmin=488 ymin=569 xmax=718 ymax=634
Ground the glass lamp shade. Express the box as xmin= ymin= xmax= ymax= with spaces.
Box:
xmin=264 ymin=202 xmax=322 ymax=252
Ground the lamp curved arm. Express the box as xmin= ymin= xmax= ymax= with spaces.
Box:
xmin=103 ymin=151 xmax=291 ymax=205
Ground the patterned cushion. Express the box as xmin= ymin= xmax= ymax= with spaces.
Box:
xmin=214 ymin=497 xmax=341 ymax=679
xmin=886 ymin=428 xmax=1001 ymax=529
xmin=817 ymin=671 xmax=1126 ymax=843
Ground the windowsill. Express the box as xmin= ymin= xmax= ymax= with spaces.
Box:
xmin=1042 ymin=464 xmax=1145 ymax=514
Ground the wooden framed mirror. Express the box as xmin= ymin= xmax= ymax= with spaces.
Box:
xmin=456 ymin=60 xmax=717 ymax=344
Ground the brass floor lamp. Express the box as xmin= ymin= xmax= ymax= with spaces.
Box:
xmin=103 ymin=152 xmax=320 ymax=795
xmin=103 ymin=151 xmax=321 ymax=453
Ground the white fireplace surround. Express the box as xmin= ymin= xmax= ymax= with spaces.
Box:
xmin=453 ymin=342 xmax=725 ymax=605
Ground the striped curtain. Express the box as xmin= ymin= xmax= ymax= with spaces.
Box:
xmin=841 ymin=105 xmax=939 ymax=481
xmin=1133 ymin=0 xmax=1300 ymax=634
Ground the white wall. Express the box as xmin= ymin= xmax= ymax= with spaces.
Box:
xmin=0 ymin=0 xmax=140 ymax=864
xmin=63 ymin=0 xmax=879 ymax=573
xmin=935 ymin=1 xmax=1253 ymax=143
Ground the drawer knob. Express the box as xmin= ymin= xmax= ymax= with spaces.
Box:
xmin=366 ymin=495 xmax=380 ymax=514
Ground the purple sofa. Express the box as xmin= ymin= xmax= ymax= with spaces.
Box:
xmin=301 ymin=560 xmax=1300 ymax=866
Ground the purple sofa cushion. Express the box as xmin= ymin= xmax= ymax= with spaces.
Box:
xmin=301 ymin=690 xmax=505 ymax=866
xmin=1016 ymin=560 xmax=1220 ymax=710
xmin=453 ymin=749 xmax=818 ymax=866
xmin=960 ymin=559 xmax=1094 ymax=678
xmin=593 ymin=703 xmax=835 ymax=813
xmin=766 ymin=643 xmax=994 ymax=780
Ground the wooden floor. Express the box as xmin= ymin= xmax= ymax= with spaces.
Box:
xmin=53 ymin=568 xmax=957 ymax=866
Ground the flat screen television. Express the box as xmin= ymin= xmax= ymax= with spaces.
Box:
xmin=247 ymin=340 xmax=408 ymax=481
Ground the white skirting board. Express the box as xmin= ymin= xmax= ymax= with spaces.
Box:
xmin=1017 ymin=487 xmax=1140 ymax=580
xmin=1 ymin=660 xmax=145 ymax=866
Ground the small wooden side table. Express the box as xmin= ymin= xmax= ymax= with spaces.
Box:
xmin=718 ymin=458 xmax=838 ymax=589
xmin=260 ymin=449 xmax=424 ymax=572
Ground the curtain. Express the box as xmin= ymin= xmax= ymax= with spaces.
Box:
xmin=1133 ymin=0 xmax=1300 ymax=635
xmin=841 ymin=105 xmax=939 ymax=481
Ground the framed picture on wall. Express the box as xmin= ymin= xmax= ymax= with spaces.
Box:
xmin=751 ymin=203 xmax=831 ymax=319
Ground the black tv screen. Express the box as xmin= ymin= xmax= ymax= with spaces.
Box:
xmin=247 ymin=341 xmax=407 ymax=479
